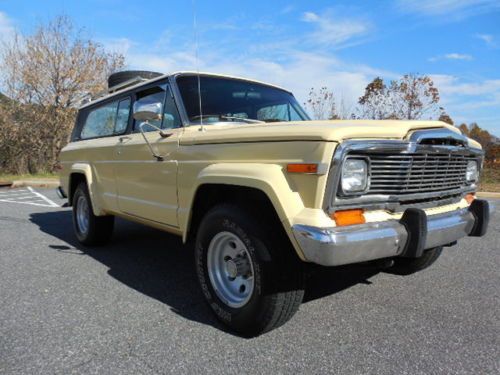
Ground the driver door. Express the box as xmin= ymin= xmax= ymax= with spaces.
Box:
xmin=114 ymin=83 xmax=183 ymax=227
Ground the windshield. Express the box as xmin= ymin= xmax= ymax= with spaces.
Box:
xmin=176 ymin=75 xmax=310 ymax=125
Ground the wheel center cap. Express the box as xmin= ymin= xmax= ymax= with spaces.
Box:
xmin=226 ymin=259 xmax=238 ymax=278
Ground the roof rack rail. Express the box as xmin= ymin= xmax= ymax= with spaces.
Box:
xmin=78 ymin=76 xmax=150 ymax=107
xmin=75 ymin=93 xmax=93 ymax=107
xmin=108 ymin=76 xmax=148 ymax=93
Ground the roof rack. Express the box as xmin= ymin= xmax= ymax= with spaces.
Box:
xmin=78 ymin=76 xmax=150 ymax=107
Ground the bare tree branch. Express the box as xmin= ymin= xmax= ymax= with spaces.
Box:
xmin=0 ymin=15 xmax=125 ymax=174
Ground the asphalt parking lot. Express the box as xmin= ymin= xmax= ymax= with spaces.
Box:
xmin=0 ymin=187 xmax=498 ymax=374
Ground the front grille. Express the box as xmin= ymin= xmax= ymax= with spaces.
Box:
xmin=354 ymin=152 xmax=476 ymax=195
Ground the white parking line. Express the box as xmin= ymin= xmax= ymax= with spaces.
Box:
xmin=0 ymin=187 xmax=60 ymax=208
xmin=26 ymin=187 xmax=60 ymax=207
xmin=12 ymin=195 xmax=40 ymax=200
xmin=0 ymin=190 xmax=30 ymax=196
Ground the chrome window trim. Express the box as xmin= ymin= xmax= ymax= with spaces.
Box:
xmin=170 ymin=72 xmax=310 ymax=127
xmin=323 ymin=129 xmax=484 ymax=213
xmin=168 ymin=75 xmax=191 ymax=127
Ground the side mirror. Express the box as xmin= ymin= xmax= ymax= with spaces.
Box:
xmin=133 ymin=102 xmax=162 ymax=122
xmin=132 ymin=101 xmax=173 ymax=162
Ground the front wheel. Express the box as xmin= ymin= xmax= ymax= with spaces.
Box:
xmin=388 ymin=246 xmax=443 ymax=275
xmin=195 ymin=204 xmax=304 ymax=336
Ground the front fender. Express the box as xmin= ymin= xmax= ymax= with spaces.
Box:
xmin=179 ymin=163 xmax=307 ymax=255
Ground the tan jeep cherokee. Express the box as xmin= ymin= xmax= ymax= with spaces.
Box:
xmin=59 ymin=70 xmax=491 ymax=336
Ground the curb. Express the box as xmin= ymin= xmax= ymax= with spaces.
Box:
xmin=10 ymin=179 xmax=60 ymax=189
xmin=476 ymin=192 xmax=500 ymax=199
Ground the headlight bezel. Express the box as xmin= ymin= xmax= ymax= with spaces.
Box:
xmin=340 ymin=156 xmax=370 ymax=195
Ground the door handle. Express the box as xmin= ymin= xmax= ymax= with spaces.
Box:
xmin=119 ymin=136 xmax=132 ymax=143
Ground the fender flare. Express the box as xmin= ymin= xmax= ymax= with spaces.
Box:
xmin=180 ymin=163 xmax=306 ymax=256
xmin=69 ymin=163 xmax=105 ymax=216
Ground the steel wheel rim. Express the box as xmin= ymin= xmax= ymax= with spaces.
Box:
xmin=207 ymin=231 xmax=255 ymax=308
xmin=76 ymin=195 xmax=90 ymax=235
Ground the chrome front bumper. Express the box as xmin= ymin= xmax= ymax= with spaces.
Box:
xmin=292 ymin=200 xmax=492 ymax=266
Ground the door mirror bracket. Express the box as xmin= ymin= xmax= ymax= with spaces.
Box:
xmin=138 ymin=121 xmax=172 ymax=161
xmin=133 ymin=102 xmax=174 ymax=161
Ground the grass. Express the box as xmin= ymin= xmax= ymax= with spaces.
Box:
xmin=0 ymin=172 xmax=59 ymax=181
xmin=479 ymin=164 xmax=500 ymax=192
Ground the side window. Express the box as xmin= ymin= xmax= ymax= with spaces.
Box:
xmin=162 ymin=86 xmax=182 ymax=130
xmin=289 ymin=104 xmax=303 ymax=121
xmin=81 ymin=101 xmax=118 ymax=139
xmin=257 ymin=104 xmax=288 ymax=121
xmin=114 ymin=98 xmax=131 ymax=133
xmin=133 ymin=85 xmax=166 ymax=132
xmin=257 ymin=103 xmax=302 ymax=122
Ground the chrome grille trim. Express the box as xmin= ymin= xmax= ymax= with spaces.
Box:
xmin=361 ymin=152 xmax=475 ymax=195
xmin=324 ymin=129 xmax=484 ymax=213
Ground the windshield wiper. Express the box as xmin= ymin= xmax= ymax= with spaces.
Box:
xmin=261 ymin=118 xmax=284 ymax=123
xmin=219 ymin=115 xmax=264 ymax=124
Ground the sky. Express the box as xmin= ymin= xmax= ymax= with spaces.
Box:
xmin=0 ymin=0 xmax=499 ymax=135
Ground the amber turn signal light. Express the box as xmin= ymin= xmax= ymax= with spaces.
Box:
xmin=331 ymin=209 xmax=366 ymax=226
xmin=286 ymin=163 xmax=318 ymax=174
xmin=465 ymin=193 xmax=475 ymax=204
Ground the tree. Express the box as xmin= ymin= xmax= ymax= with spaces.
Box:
xmin=485 ymin=143 xmax=500 ymax=162
xmin=457 ymin=122 xmax=499 ymax=161
xmin=358 ymin=74 xmax=440 ymax=120
xmin=358 ymin=77 xmax=390 ymax=120
xmin=0 ymin=92 xmax=10 ymax=104
xmin=304 ymin=87 xmax=339 ymax=120
xmin=0 ymin=15 xmax=125 ymax=174
xmin=458 ymin=123 xmax=469 ymax=136
xmin=468 ymin=123 xmax=494 ymax=151
xmin=390 ymin=74 xmax=440 ymax=120
xmin=438 ymin=110 xmax=454 ymax=125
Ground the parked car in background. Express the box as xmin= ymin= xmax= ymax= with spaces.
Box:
xmin=58 ymin=70 xmax=491 ymax=336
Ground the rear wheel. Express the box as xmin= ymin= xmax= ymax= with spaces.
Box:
xmin=195 ymin=204 xmax=304 ymax=336
xmin=388 ymin=247 xmax=443 ymax=275
xmin=72 ymin=182 xmax=114 ymax=245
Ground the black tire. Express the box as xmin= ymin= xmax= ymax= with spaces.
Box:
xmin=195 ymin=204 xmax=304 ymax=336
xmin=388 ymin=247 xmax=443 ymax=275
xmin=72 ymin=182 xmax=114 ymax=245
xmin=108 ymin=70 xmax=162 ymax=89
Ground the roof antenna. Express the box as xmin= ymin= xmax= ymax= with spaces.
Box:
xmin=192 ymin=0 xmax=204 ymax=132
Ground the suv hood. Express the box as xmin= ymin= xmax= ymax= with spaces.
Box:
xmin=180 ymin=120 xmax=463 ymax=145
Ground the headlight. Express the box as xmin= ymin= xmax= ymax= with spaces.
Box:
xmin=341 ymin=158 xmax=368 ymax=193
xmin=466 ymin=160 xmax=478 ymax=182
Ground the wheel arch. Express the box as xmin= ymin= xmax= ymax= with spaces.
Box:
xmin=181 ymin=163 xmax=307 ymax=260
xmin=67 ymin=163 xmax=105 ymax=215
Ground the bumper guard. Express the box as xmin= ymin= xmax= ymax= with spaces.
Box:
xmin=292 ymin=199 xmax=492 ymax=266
